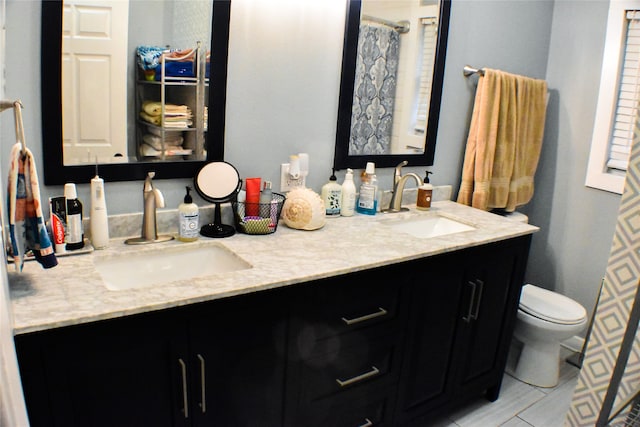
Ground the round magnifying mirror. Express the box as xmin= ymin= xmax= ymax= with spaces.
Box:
xmin=194 ymin=161 xmax=242 ymax=238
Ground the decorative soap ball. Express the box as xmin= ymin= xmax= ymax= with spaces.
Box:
xmin=281 ymin=187 xmax=326 ymax=230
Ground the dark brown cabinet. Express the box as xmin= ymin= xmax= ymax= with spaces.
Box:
xmin=396 ymin=236 xmax=531 ymax=426
xmin=284 ymin=266 xmax=409 ymax=427
xmin=15 ymin=235 xmax=531 ymax=427
xmin=15 ymin=290 xmax=287 ymax=427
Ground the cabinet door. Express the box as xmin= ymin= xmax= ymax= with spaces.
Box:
xmin=187 ymin=290 xmax=288 ymax=427
xmin=451 ymin=236 xmax=531 ymax=401
xmin=395 ymin=256 xmax=465 ymax=424
xmin=16 ymin=311 xmax=189 ymax=427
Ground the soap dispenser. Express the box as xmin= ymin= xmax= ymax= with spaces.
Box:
xmin=178 ymin=186 xmax=199 ymax=242
xmin=321 ymin=169 xmax=342 ymax=217
xmin=417 ymin=171 xmax=434 ymax=210
xmin=341 ymin=168 xmax=356 ymax=217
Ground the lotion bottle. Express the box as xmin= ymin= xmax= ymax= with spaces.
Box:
xmin=64 ymin=183 xmax=84 ymax=250
xmin=90 ymin=168 xmax=109 ymax=249
xmin=321 ymin=169 xmax=342 ymax=217
xmin=341 ymin=168 xmax=356 ymax=216
xmin=178 ymin=186 xmax=199 ymax=242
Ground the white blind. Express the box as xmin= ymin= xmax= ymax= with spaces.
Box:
xmin=608 ymin=10 xmax=640 ymax=172
xmin=414 ymin=17 xmax=438 ymax=134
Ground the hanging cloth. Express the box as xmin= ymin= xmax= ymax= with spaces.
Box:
xmin=7 ymin=143 xmax=57 ymax=271
xmin=349 ymin=23 xmax=400 ymax=155
xmin=457 ymin=68 xmax=547 ymax=211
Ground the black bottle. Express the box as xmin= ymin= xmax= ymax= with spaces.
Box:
xmin=64 ymin=183 xmax=85 ymax=250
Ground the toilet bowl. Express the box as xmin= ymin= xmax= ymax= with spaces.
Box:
xmin=512 ymin=284 xmax=587 ymax=387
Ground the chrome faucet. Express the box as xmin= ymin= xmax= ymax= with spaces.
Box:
xmin=384 ymin=161 xmax=424 ymax=213
xmin=125 ymin=172 xmax=174 ymax=245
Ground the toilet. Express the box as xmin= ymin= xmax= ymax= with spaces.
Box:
xmin=512 ymin=284 xmax=587 ymax=387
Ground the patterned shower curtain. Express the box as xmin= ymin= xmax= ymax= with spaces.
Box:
xmin=349 ymin=23 xmax=400 ymax=155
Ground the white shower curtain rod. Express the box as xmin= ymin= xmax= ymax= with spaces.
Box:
xmin=362 ymin=14 xmax=410 ymax=33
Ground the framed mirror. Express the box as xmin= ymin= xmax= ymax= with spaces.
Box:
xmin=334 ymin=0 xmax=450 ymax=170
xmin=40 ymin=0 xmax=231 ymax=185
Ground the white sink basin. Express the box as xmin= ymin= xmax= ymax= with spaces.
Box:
xmin=382 ymin=214 xmax=476 ymax=239
xmin=94 ymin=244 xmax=251 ymax=291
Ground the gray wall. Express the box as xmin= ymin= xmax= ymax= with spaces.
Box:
xmin=526 ymin=0 xmax=620 ymax=316
xmin=2 ymin=0 xmax=619 ymax=319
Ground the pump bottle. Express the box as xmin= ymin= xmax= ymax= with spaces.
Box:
xmin=321 ymin=169 xmax=342 ymax=217
xmin=341 ymin=169 xmax=356 ymax=216
xmin=178 ymin=186 xmax=199 ymax=242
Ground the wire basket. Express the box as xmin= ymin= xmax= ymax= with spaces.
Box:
xmin=232 ymin=193 xmax=286 ymax=235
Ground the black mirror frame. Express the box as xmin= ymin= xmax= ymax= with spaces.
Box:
xmin=40 ymin=0 xmax=231 ymax=184
xmin=333 ymin=0 xmax=451 ymax=170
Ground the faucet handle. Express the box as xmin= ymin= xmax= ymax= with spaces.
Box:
xmin=153 ymin=188 xmax=165 ymax=209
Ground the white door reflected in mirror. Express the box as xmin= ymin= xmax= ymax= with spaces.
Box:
xmin=62 ymin=0 xmax=129 ymax=165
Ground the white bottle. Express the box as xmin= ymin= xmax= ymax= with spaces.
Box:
xmin=341 ymin=168 xmax=356 ymax=217
xmin=178 ymin=186 xmax=199 ymax=242
xmin=321 ymin=171 xmax=342 ymax=217
xmin=90 ymin=172 xmax=109 ymax=249
xmin=356 ymin=162 xmax=378 ymax=215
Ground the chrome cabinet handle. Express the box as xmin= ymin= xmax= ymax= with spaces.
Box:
xmin=341 ymin=307 xmax=388 ymax=325
xmin=197 ymin=354 xmax=206 ymax=414
xmin=178 ymin=358 xmax=189 ymax=419
xmin=336 ymin=366 xmax=380 ymax=387
xmin=359 ymin=418 xmax=373 ymax=427
xmin=470 ymin=279 xmax=484 ymax=321
xmin=462 ymin=280 xmax=477 ymax=323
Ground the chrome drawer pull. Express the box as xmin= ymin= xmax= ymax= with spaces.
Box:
xmin=462 ymin=281 xmax=477 ymax=323
xmin=359 ymin=418 xmax=373 ymax=427
xmin=197 ymin=354 xmax=206 ymax=414
xmin=470 ymin=279 xmax=484 ymax=321
xmin=336 ymin=366 xmax=380 ymax=387
xmin=178 ymin=358 xmax=189 ymax=419
xmin=341 ymin=307 xmax=388 ymax=325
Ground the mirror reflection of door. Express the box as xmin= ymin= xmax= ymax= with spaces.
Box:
xmin=62 ymin=0 xmax=129 ymax=165
xmin=350 ymin=0 xmax=439 ymax=156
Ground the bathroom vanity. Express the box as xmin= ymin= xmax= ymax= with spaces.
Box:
xmin=10 ymin=201 xmax=536 ymax=427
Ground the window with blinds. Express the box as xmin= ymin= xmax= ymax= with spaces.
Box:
xmin=413 ymin=17 xmax=438 ymax=134
xmin=586 ymin=1 xmax=640 ymax=194
xmin=607 ymin=10 xmax=640 ymax=173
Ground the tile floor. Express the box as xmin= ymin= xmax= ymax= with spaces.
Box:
xmin=429 ymin=346 xmax=581 ymax=427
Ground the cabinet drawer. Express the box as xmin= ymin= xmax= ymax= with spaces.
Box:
xmin=295 ymin=269 xmax=405 ymax=341
xmin=294 ymin=391 xmax=395 ymax=427
xmin=295 ymin=332 xmax=401 ymax=403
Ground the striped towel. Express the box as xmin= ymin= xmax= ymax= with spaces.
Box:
xmin=7 ymin=143 xmax=57 ymax=271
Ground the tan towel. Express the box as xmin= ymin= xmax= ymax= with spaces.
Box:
xmin=457 ymin=68 xmax=547 ymax=211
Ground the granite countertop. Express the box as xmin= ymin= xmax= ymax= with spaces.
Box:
xmin=9 ymin=200 xmax=538 ymax=335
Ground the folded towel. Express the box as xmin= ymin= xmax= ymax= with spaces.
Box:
xmin=142 ymin=134 xmax=184 ymax=150
xmin=7 ymin=143 xmax=57 ymax=271
xmin=139 ymin=143 xmax=192 ymax=157
xmin=147 ymin=126 xmax=184 ymax=138
xmin=139 ymin=111 xmax=162 ymax=126
xmin=142 ymin=101 xmax=190 ymax=117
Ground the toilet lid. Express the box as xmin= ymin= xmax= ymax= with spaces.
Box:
xmin=519 ymin=284 xmax=587 ymax=325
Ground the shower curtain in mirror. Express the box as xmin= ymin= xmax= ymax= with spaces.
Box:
xmin=349 ymin=23 xmax=400 ymax=155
